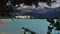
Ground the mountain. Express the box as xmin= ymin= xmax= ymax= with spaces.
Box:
xmin=8 ymin=7 xmax=60 ymax=19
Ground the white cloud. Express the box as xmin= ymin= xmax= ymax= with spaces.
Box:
xmin=17 ymin=0 xmax=60 ymax=9
xmin=26 ymin=4 xmax=36 ymax=9
xmin=38 ymin=2 xmax=49 ymax=8
xmin=51 ymin=0 xmax=60 ymax=8
xmin=17 ymin=3 xmax=36 ymax=9
xmin=38 ymin=0 xmax=60 ymax=8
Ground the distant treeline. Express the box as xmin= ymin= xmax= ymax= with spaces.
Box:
xmin=11 ymin=0 xmax=52 ymax=6
xmin=0 ymin=0 xmax=55 ymax=11
xmin=0 ymin=0 xmax=52 ymax=6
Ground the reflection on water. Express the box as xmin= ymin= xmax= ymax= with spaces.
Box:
xmin=0 ymin=19 xmax=60 ymax=34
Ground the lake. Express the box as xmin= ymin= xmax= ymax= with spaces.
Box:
xmin=0 ymin=19 xmax=60 ymax=34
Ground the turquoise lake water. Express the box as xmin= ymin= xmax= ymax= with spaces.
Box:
xmin=0 ymin=19 xmax=59 ymax=34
